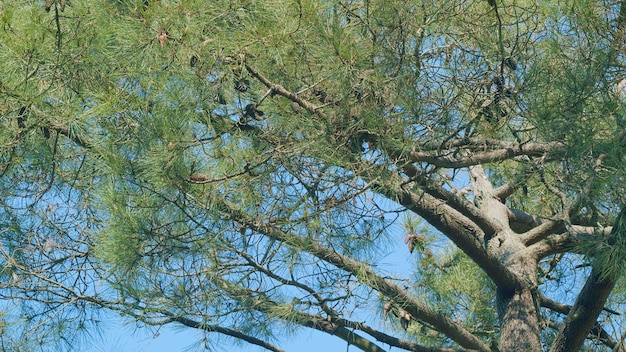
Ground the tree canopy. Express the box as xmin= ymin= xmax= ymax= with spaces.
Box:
xmin=0 ymin=0 xmax=625 ymax=351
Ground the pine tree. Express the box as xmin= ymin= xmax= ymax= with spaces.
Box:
xmin=0 ymin=1 xmax=624 ymax=351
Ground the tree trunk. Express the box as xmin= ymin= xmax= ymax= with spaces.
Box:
xmin=497 ymin=287 xmax=542 ymax=352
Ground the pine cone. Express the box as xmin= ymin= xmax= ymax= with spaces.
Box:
xmin=189 ymin=173 xmax=209 ymax=183
xmin=234 ymin=79 xmax=249 ymax=92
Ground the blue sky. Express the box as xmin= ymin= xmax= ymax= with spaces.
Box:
xmin=96 ymin=323 xmax=346 ymax=352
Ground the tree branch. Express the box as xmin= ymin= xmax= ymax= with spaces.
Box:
xmin=245 ymin=64 xmax=321 ymax=114
xmin=235 ymin=246 xmax=465 ymax=352
xmin=507 ymin=208 xmax=544 ymax=233
xmin=336 ymin=318 xmax=466 ymax=352
xmin=211 ymin=270 xmax=388 ymax=352
xmin=386 ymin=149 xmax=504 ymax=239
xmin=549 ymin=206 xmax=626 ymax=352
xmin=468 ymin=164 xmax=509 ymax=239
xmin=219 ymin=199 xmax=492 ymax=352
xmin=527 ymin=225 xmax=612 ymax=259
xmin=538 ymin=293 xmax=624 ymax=351
xmin=393 ymin=187 xmax=522 ymax=291
xmin=33 ymin=87 xmax=488 ymax=352
xmin=406 ymin=142 xmax=564 ymax=168
xmin=165 ymin=314 xmax=286 ymax=352
xmin=361 ymin=162 xmax=523 ymax=291
xmin=519 ymin=220 xmax=566 ymax=246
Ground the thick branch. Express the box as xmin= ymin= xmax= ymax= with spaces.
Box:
xmin=358 ymin=162 xmax=520 ymax=291
xmin=540 ymin=284 xmax=624 ymax=352
xmin=417 ymin=138 xmax=510 ymax=152
xmin=421 ymin=181 xmax=503 ymax=238
xmin=468 ymin=165 xmax=509 ymax=238
xmin=391 ymin=187 xmax=521 ymax=290
xmin=527 ymin=226 xmax=611 ymax=259
xmin=406 ymin=142 xmax=564 ymax=168
xmin=549 ymin=207 xmax=625 ymax=352
xmin=507 ymin=208 xmax=544 ymax=233
xmin=519 ymin=220 xmax=566 ymax=246
xmin=388 ymin=151 xmax=504 ymax=238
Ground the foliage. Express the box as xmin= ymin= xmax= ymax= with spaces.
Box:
xmin=0 ymin=0 xmax=625 ymax=351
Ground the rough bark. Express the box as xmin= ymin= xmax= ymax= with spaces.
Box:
xmin=492 ymin=241 xmax=542 ymax=352
xmin=470 ymin=165 xmax=543 ymax=352
xmin=497 ymin=288 xmax=542 ymax=352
